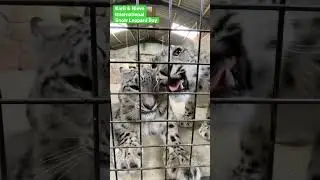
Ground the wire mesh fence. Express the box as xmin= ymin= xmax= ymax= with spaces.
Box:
xmin=109 ymin=0 xmax=210 ymax=179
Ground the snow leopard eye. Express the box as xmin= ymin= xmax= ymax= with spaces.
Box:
xmin=173 ymin=47 xmax=182 ymax=56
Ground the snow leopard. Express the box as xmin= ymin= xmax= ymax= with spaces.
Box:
xmin=8 ymin=8 xmax=109 ymax=180
xmin=111 ymin=66 xmax=201 ymax=180
xmin=151 ymin=45 xmax=211 ymax=141
xmin=210 ymin=0 xmax=320 ymax=179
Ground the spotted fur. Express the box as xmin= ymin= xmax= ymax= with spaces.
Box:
xmin=151 ymin=45 xmax=211 ymax=141
xmin=10 ymin=9 xmax=109 ymax=180
xmin=111 ymin=67 xmax=201 ymax=180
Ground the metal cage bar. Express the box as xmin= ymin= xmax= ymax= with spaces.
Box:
xmin=110 ymin=26 xmax=211 ymax=32
xmin=89 ymin=6 xmax=101 ymax=180
xmin=110 ymin=119 xmax=210 ymax=123
xmin=0 ymin=91 xmax=7 ymax=180
xmin=267 ymin=0 xmax=286 ymax=179
xmin=210 ymin=4 xmax=320 ymax=11
xmin=110 ymin=61 xmax=210 ymax=65
xmin=110 ymin=164 xmax=210 ymax=172
xmin=0 ymin=1 xmax=111 ymax=6
xmin=110 ymin=114 xmax=119 ymax=180
xmin=2 ymin=97 xmax=320 ymax=104
xmin=164 ymin=0 xmax=172 ymax=178
xmin=3 ymin=97 xmax=320 ymax=104
xmin=136 ymin=0 xmax=144 ymax=178
xmin=111 ymin=143 xmax=210 ymax=149
xmin=189 ymin=0 xmax=204 ymax=167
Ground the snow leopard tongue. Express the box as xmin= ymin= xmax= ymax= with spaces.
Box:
xmin=168 ymin=80 xmax=183 ymax=92
xmin=212 ymin=58 xmax=236 ymax=90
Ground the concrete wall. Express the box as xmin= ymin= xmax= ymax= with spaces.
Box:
xmin=0 ymin=6 xmax=62 ymax=71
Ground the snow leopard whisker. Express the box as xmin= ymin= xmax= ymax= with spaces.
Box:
xmin=39 ymin=146 xmax=80 ymax=162
xmin=34 ymin=152 xmax=87 ymax=180
xmin=39 ymin=146 xmax=85 ymax=165
xmin=55 ymin=157 xmax=85 ymax=180
xmin=284 ymin=48 xmax=320 ymax=54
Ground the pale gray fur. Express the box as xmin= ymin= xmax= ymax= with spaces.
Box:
xmin=112 ymin=67 xmax=201 ymax=180
xmin=210 ymin=0 xmax=320 ymax=179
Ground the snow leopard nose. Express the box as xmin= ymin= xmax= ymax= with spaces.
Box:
xmin=142 ymin=95 xmax=156 ymax=110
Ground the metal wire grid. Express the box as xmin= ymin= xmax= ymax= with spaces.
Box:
xmin=109 ymin=0 xmax=210 ymax=179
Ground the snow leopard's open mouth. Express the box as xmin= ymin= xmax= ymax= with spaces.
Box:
xmin=168 ymin=77 xmax=188 ymax=92
xmin=211 ymin=56 xmax=252 ymax=97
xmin=168 ymin=79 xmax=183 ymax=92
xmin=211 ymin=57 xmax=246 ymax=97
xmin=212 ymin=58 xmax=237 ymax=92
xmin=63 ymin=75 xmax=93 ymax=92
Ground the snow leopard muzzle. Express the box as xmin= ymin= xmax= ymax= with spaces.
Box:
xmin=211 ymin=12 xmax=252 ymax=97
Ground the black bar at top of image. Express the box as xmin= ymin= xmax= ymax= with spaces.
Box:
xmin=0 ymin=92 xmax=7 ymax=180
xmin=210 ymin=98 xmax=320 ymax=104
xmin=0 ymin=0 xmax=110 ymax=6
xmin=89 ymin=6 xmax=101 ymax=180
xmin=109 ymin=26 xmax=211 ymax=33
xmin=211 ymin=4 xmax=320 ymax=11
xmin=1 ymin=97 xmax=320 ymax=104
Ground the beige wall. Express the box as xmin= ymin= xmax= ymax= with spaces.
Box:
xmin=0 ymin=6 xmax=85 ymax=71
xmin=190 ymin=32 xmax=210 ymax=53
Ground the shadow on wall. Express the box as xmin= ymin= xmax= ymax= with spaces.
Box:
xmin=0 ymin=71 xmax=35 ymax=137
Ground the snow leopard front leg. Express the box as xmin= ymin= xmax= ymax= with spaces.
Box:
xmin=156 ymin=104 xmax=201 ymax=180
xmin=199 ymin=104 xmax=210 ymax=141
xmin=179 ymin=96 xmax=195 ymax=128
xmin=180 ymin=96 xmax=210 ymax=141
xmin=113 ymin=125 xmax=142 ymax=171
xmin=159 ymin=121 xmax=201 ymax=180
xmin=230 ymin=115 xmax=271 ymax=180
xmin=112 ymin=106 xmax=142 ymax=172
